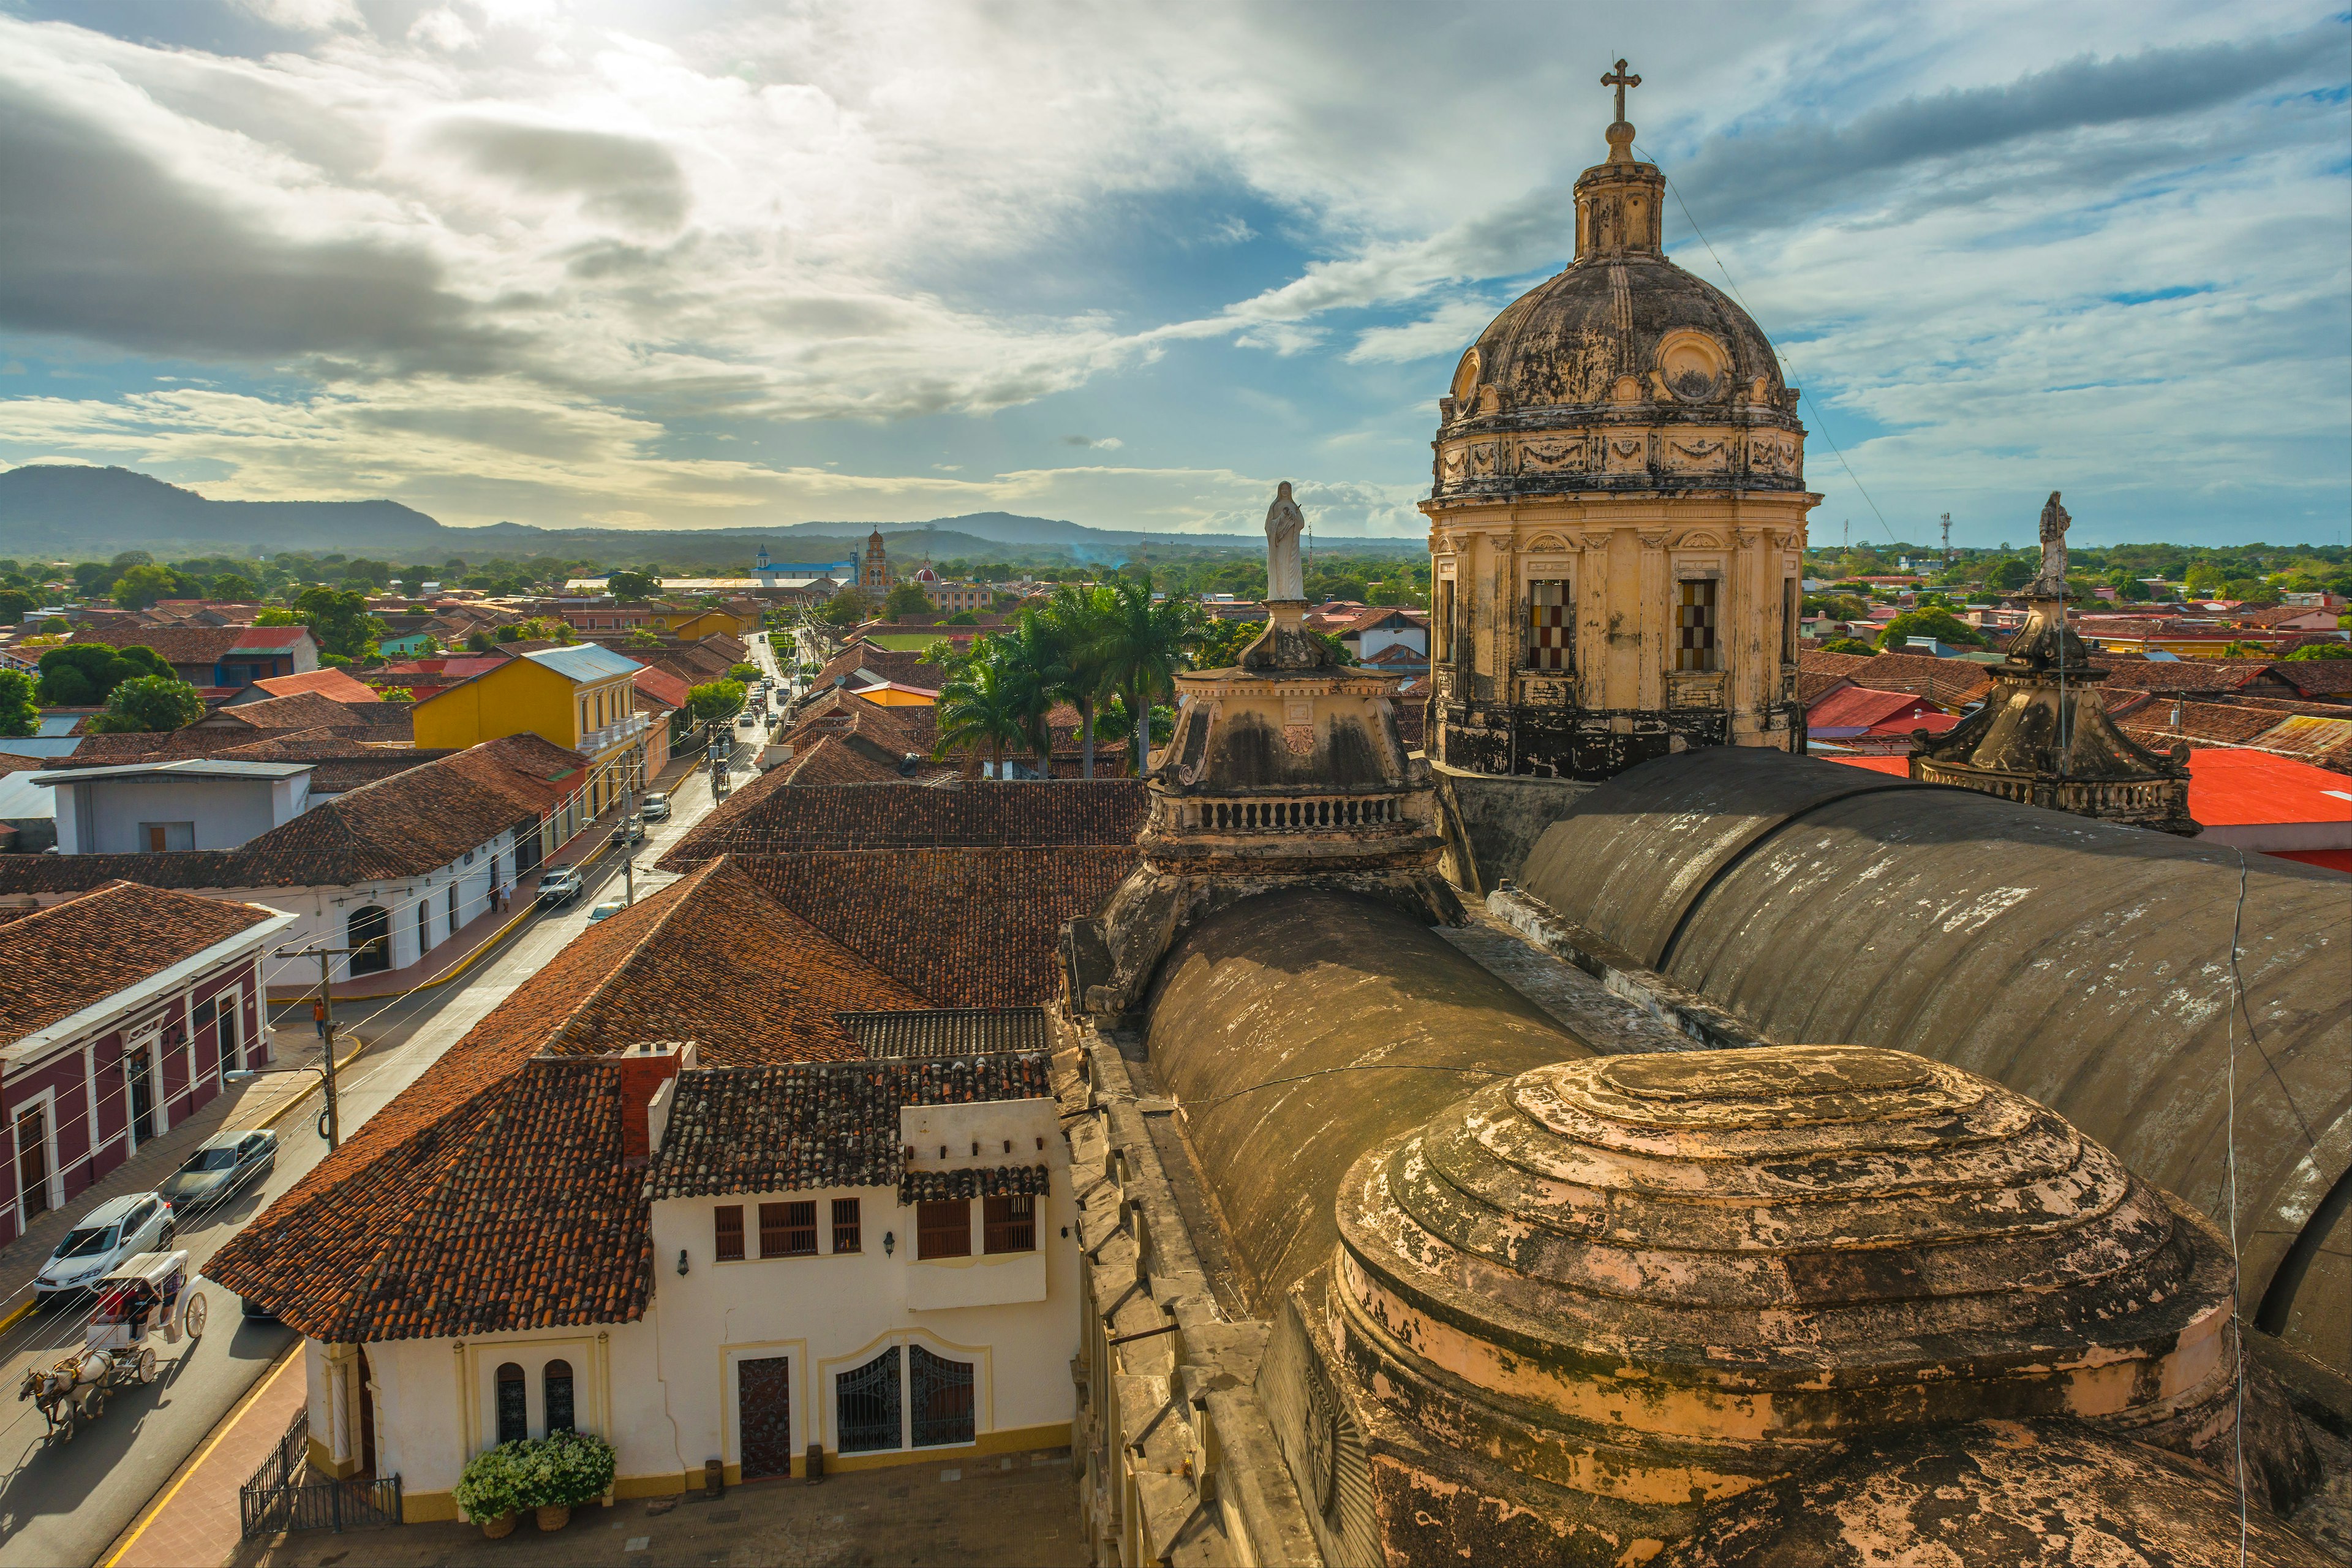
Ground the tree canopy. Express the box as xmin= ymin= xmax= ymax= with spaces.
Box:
xmin=86 ymin=674 xmax=205 ymax=734
xmin=35 ymin=643 xmax=171 ymax=706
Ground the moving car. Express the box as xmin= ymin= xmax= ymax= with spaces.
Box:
xmin=639 ymin=793 xmax=671 ymax=821
xmin=609 ymin=816 xmax=646 ymax=846
xmin=587 ymin=899 xmax=628 ymax=923
xmin=34 ymin=1193 xmax=175 ymax=1310
xmin=159 ymin=1129 xmax=277 ymax=1215
xmin=736 ymin=712 xmax=756 ymax=728
xmin=537 ymin=866 xmax=586 ymax=907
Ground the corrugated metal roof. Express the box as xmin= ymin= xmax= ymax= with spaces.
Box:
xmin=28 ymin=759 xmax=313 ymax=785
xmin=521 ymin=643 xmax=643 ymax=683
xmin=836 ymin=1007 xmax=1050 ymax=1058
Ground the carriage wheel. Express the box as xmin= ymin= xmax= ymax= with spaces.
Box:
xmin=183 ymin=1292 xmax=208 ymax=1341
xmin=137 ymin=1348 xmax=158 ymax=1385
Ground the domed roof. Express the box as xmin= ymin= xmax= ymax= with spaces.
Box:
xmin=913 ymin=563 xmax=938 ymax=583
xmin=1455 ymin=254 xmax=1785 ymax=413
xmin=1329 ymin=1044 xmax=2245 ymax=1547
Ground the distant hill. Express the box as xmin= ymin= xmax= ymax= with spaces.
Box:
xmin=0 ymin=465 xmax=1421 ymax=564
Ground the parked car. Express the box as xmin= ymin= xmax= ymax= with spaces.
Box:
xmin=159 ymin=1130 xmax=277 ymax=1215
xmin=736 ymin=712 xmax=756 ymax=728
xmin=609 ymin=816 xmax=645 ymax=846
xmin=639 ymin=793 xmax=671 ymax=821
xmin=34 ymin=1193 xmax=175 ymax=1310
xmin=587 ymin=899 xmax=628 ymax=923
xmin=537 ymin=866 xmax=586 ymax=907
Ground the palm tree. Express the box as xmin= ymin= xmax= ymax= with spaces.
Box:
xmin=1042 ymin=584 xmax=1119 ymax=778
xmin=1095 ymin=576 xmax=1202 ymax=777
xmin=932 ymin=640 xmax=1033 ymax=777
xmin=993 ymin=609 xmax=1067 ymax=769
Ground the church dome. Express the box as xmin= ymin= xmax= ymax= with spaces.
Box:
xmin=1430 ymin=115 xmax=1807 ymax=500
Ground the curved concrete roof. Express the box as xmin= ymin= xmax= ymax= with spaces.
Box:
xmin=1144 ymin=888 xmax=1586 ymax=1305
xmin=1515 ymin=747 xmax=2351 ymax=1371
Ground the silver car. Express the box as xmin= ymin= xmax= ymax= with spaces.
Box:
xmin=159 ymin=1129 xmax=276 ymax=1215
xmin=35 ymin=1193 xmax=175 ymax=1309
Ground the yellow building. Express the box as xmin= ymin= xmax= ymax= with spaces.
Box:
xmin=662 ymin=606 xmax=758 ymax=640
xmin=1422 ymin=77 xmax=1815 ymax=781
xmin=412 ymin=644 xmax=656 ymax=817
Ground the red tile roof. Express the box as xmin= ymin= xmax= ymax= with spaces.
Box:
xmin=207 ymin=690 xmax=413 ymax=739
xmin=1806 ymin=686 xmax=1942 ymax=734
xmin=67 ymin=623 xmax=314 ymax=663
xmin=662 ymin=778 xmax=1146 ymax=868
xmin=631 ymin=665 xmax=691 ymax=710
xmin=0 ymin=881 xmax=280 ymax=1042
xmin=739 ymin=846 xmax=1137 ymax=1006
xmin=1798 ymin=650 xmax=1993 ymax=710
xmin=2270 ymin=660 xmax=2352 ymax=699
xmin=246 ymin=668 xmax=383 ymax=704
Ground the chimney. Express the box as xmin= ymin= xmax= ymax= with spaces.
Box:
xmin=615 ymin=1041 xmax=694 ymax=1166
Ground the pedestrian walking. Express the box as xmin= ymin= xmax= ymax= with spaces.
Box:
xmin=312 ymin=999 xmax=328 ymax=1041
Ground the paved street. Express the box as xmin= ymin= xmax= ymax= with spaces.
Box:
xmin=0 ymin=739 xmax=749 ymax=1568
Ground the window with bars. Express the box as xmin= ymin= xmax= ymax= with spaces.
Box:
xmin=760 ymin=1200 xmax=818 ymax=1258
xmin=982 ymin=1194 xmax=1036 ymax=1254
xmin=544 ymin=1360 xmax=575 ymax=1434
xmin=495 ymin=1362 xmax=527 ymax=1445
xmin=910 ymin=1346 xmax=975 ymax=1448
xmin=1525 ymin=579 xmax=1571 ymax=671
xmin=714 ymin=1204 xmax=745 ymax=1262
xmin=1676 ymin=579 xmax=1719 ymax=672
xmin=916 ymin=1199 xmax=971 ymax=1259
xmin=832 ymin=1198 xmax=862 ymax=1254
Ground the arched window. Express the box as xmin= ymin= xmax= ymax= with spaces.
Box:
xmin=347 ymin=907 xmax=391 ymax=975
xmin=495 ymin=1362 xmax=527 ymax=1445
xmin=543 ymin=1359 xmax=575 ymax=1434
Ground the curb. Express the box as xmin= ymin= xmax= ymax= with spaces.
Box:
xmin=245 ymin=1031 xmax=375 ymax=1136
xmin=97 ymin=1341 xmax=304 ymax=1568
xmin=0 ymin=1297 xmax=29 ymax=1335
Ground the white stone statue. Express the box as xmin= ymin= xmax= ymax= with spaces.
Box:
xmin=1265 ymin=481 xmax=1306 ymax=601
xmin=2032 ymin=490 xmax=2071 ymax=595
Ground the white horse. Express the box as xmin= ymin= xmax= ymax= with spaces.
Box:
xmin=17 ymin=1351 xmax=110 ymax=1441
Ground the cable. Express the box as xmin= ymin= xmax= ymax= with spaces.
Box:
xmin=1134 ymin=1062 xmax=1508 ymax=1112
xmin=1637 ymin=142 xmax=1901 ymax=548
xmin=2225 ymin=846 xmax=2250 ymax=1567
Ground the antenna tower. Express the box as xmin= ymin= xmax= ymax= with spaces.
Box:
xmin=1940 ymin=512 xmax=1953 ymax=565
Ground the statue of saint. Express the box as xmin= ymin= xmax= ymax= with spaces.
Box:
xmin=2035 ymin=491 xmax=2071 ymax=590
xmin=1265 ymin=481 xmax=1306 ymax=602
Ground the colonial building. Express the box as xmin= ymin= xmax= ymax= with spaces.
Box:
xmin=412 ymin=644 xmax=654 ymax=818
xmin=860 ymin=529 xmax=892 ymax=592
xmin=1423 ymin=84 xmax=1813 ymax=782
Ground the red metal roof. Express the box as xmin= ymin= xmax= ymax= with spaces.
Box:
xmin=1828 ymin=748 xmax=2352 ymax=829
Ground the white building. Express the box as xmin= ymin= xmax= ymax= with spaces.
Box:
xmin=40 ymin=759 xmax=317 ymax=854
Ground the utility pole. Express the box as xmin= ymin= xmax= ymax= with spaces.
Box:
xmin=623 ymin=858 xmax=636 ymax=906
xmin=274 ymin=940 xmax=378 ymax=1148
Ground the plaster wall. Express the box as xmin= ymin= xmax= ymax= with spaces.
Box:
xmin=53 ymin=773 xmax=311 ymax=855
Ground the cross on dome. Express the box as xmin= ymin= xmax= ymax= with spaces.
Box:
xmin=1602 ymin=58 xmax=1640 ymax=125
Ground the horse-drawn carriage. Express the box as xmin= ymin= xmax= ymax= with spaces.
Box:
xmin=17 ymin=1251 xmax=208 ymax=1443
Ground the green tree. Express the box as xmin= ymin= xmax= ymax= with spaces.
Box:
xmin=607 ymin=570 xmax=662 ymax=601
xmin=685 ymin=679 xmax=746 ymax=725
xmin=468 ymin=630 xmax=497 ymax=653
xmin=0 ymin=588 xmax=34 ymax=625
xmin=1983 ymin=559 xmax=2036 ymax=592
xmin=1040 ymin=584 xmax=1119 ymax=778
xmin=1820 ymin=637 xmax=1879 ymax=656
xmin=35 ymin=643 xmax=170 ymax=706
xmin=379 ymin=685 xmax=416 ymax=701
xmin=209 ymin=573 xmax=258 ymax=601
xmin=86 ymin=674 xmax=205 ymax=733
xmin=727 ymin=662 xmax=761 ymax=684
xmin=818 ymin=586 xmax=876 ymax=627
xmin=1095 ymin=576 xmax=1202 ymax=777
xmin=0 ymin=669 xmax=37 ymax=737
xmin=1094 ymin=697 xmax=1174 ymax=755
xmin=884 ymin=583 xmax=937 ymax=620
xmin=290 ymin=587 xmax=387 ymax=661
xmin=933 ymin=641 xmax=1049 ymax=777
xmin=627 ymin=627 xmax=664 ymax=649
xmin=1876 ymin=609 xmax=1989 ymax=652
xmin=2282 ymin=643 xmax=2352 ymax=660
xmin=110 ymin=564 xmax=184 ymax=609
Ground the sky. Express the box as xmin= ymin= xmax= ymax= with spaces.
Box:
xmin=0 ymin=0 xmax=2345 ymax=548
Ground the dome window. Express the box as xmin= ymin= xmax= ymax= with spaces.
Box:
xmin=1656 ymin=330 xmax=1729 ymax=401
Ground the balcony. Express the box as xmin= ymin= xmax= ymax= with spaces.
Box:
xmin=581 ymin=711 xmax=652 ymax=755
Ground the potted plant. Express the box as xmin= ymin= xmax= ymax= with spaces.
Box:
xmin=454 ymin=1442 xmax=526 ymax=1539
xmin=527 ymin=1430 xmax=618 ymax=1531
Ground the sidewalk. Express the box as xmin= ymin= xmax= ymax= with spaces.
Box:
xmin=101 ymin=1348 xmax=306 ymax=1568
xmin=0 ymin=1036 xmax=349 ymax=1325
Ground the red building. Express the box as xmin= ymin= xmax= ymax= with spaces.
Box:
xmin=0 ymin=881 xmax=292 ymax=1246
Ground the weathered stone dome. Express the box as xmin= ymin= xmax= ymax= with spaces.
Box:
xmin=1324 ymin=1044 xmax=2269 ymax=1564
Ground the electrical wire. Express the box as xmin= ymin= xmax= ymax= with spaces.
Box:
xmin=2225 ymin=846 xmax=2250 ymax=1567
xmin=1635 ymin=141 xmax=1901 ymax=548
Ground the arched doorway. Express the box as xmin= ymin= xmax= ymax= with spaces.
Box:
xmin=347 ymin=907 xmax=391 ymax=974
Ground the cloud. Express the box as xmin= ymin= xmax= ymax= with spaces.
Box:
xmin=1346 ymin=299 xmax=1504 ymax=364
xmin=1063 ymin=435 xmax=1125 ymax=449
xmin=421 ymin=117 xmax=688 ymax=230
xmin=225 ymin=0 xmax=363 ymax=32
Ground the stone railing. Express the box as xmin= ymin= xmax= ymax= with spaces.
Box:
xmin=1162 ymin=792 xmax=1415 ymax=834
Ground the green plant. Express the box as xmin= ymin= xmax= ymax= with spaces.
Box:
xmin=532 ymin=1430 xmax=617 ymax=1507
xmin=606 ymin=570 xmax=662 ymax=602
xmin=454 ymin=1442 xmax=527 ymax=1523
xmin=686 ymin=679 xmax=746 ymax=725
xmin=1820 ymin=637 xmax=1879 ymax=656
xmin=1875 ymin=609 xmax=1989 ymax=652
xmin=35 ymin=643 xmax=170 ymax=706
xmin=884 ymin=582 xmax=937 ymax=619
xmin=1095 ymin=576 xmax=1203 ymax=776
xmin=727 ymin=662 xmax=761 ymax=684
xmin=86 ymin=675 xmax=205 ymax=733
xmin=2283 ymin=643 xmax=2352 ymax=660
xmin=379 ymin=685 xmax=415 ymax=701
xmin=0 ymin=669 xmax=36 ymax=738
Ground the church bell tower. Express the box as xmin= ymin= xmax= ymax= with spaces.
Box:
xmin=1422 ymin=64 xmax=1819 ymax=782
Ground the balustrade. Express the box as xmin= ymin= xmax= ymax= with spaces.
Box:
xmin=1167 ymin=793 xmax=1412 ymax=834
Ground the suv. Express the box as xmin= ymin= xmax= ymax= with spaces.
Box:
xmin=36 ymin=1193 xmax=174 ymax=1309
xmin=639 ymin=793 xmax=671 ymax=821
xmin=537 ymin=866 xmax=586 ymax=907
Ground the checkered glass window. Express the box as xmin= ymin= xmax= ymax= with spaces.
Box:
xmin=1526 ymin=579 xmax=1571 ymax=671
xmin=1676 ymin=580 xmax=1719 ymax=672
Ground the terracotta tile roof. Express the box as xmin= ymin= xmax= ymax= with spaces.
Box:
xmin=1796 ymin=650 xmax=1992 ymax=709
xmin=812 ymin=645 xmax=943 ymax=692
xmin=202 ymin=854 xmax=905 ymax=1343
xmin=1806 ymin=686 xmax=1942 ymax=734
xmin=737 ymin=846 xmax=1136 ymax=1006
xmin=774 ymin=734 xmax=943 ymax=786
xmin=2088 ymin=657 xmax=2273 ymax=696
xmin=1796 ymin=669 xmax=1856 ymax=704
xmin=2115 ymin=698 xmax=2285 ymax=747
xmin=645 ymin=1054 xmax=1054 ymax=1201
xmin=0 ymin=881 xmax=280 ymax=1042
xmin=1332 ymin=606 xmax=1429 ymax=636
xmin=839 ymin=1007 xmax=1052 ymax=1058
xmin=631 ymin=665 xmax=691 ymax=710
xmin=246 ymin=668 xmax=383 ymax=704
xmin=662 ymin=778 xmax=1146 ymax=867
xmin=0 ymin=733 xmax=584 ymax=895
xmin=783 ymin=687 xmax=938 ymax=756
xmin=2271 ymin=661 xmax=2352 ymax=699
xmin=67 ymin=623 xmax=313 ymax=664
xmin=208 ymin=690 xmax=413 ymax=739
xmin=0 ymin=752 xmax=49 ymax=774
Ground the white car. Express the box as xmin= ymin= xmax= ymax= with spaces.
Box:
xmin=587 ymin=899 xmax=627 ymax=923
xmin=36 ymin=1193 xmax=175 ymax=1310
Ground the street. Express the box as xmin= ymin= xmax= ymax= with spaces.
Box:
xmin=0 ymin=706 xmax=758 ymax=1568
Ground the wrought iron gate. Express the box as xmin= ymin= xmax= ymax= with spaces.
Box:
xmin=910 ymin=1346 xmax=974 ymax=1448
xmin=737 ymin=1355 xmax=793 ymax=1479
xmin=835 ymin=1348 xmax=901 ymax=1453
xmin=238 ymin=1409 xmax=402 ymax=1539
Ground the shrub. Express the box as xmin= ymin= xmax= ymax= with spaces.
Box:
xmin=1820 ymin=637 xmax=1879 ymax=656
xmin=453 ymin=1442 xmax=528 ymax=1523
xmin=537 ymin=1430 xmax=617 ymax=1507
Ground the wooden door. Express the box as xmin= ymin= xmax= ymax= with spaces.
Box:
xmin=737 ymin=1356 xmax=793 ymax=1480
xmin=14 ymin=1108 xmax=47 ymax=1221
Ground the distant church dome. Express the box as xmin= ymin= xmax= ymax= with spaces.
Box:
xmin=913 ymin=563 xmax=939 ymax=584
xmin=1433 ymin=109 xmax=1806 ymax=500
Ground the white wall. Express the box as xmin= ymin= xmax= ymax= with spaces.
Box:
xmin=55 ymin=772 xmax=310 ymax=855
xmin=1356 ymin=621 xmax=1428 ymax=660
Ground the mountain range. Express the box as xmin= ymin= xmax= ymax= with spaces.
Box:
xmin=0 ymin=466 xmax=1420 ymax=564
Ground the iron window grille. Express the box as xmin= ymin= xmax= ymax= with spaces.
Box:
xmin=910 ymin=1346 xmax=976 ymax=1448
xmin=982 ymin=1194 xmax=1036 ymax=1255
xmin=761 ymin=1201 xmax=818 ymax=1258
xmin=1526 ymin=579 xmax=1571 ymax=671
xmin=916 ymin=1199 xmax=971 ymax=1259
xmin=1676 ymin=580 xmax=1719 ymax=672
xmin=544 ymin=1360 xmax=574 ymax=1434
xmin=832 ymin=1198 xmax=862 ymax=1254
xmin=835 ymin=1348 xmax=901 ymax=1454
xmin=714 ymin=1205 xmax=745 ymax=1262
xmin=494 ymin=1362 xmax=527 ymax=1445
